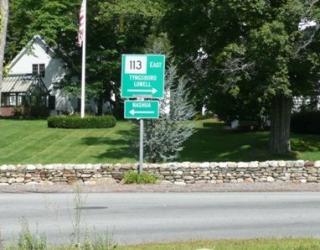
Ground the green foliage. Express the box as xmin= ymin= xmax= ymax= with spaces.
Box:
xmin=144 ymin=119 xmax=194 ymax=163
xmin=5 ymin=222 xmax=48 ymax=250
xmin=141 ymin=35 xmax=196 ymax=163
xmin=193 ymin=113 xmax=213 ymax=121
xmin=7 ymin=0 xmax=166 ymax=117
xmin=123 ymin=171 xmax=157 ymax=184
xmin=143 ymin=73 xmax=196 ymax=163
xmin=47 ymin=115 xmax=116 ymax=129
xmin=291 ymin=111 xmax=320 ymax=134
xmin=165 ymin=1 xmax=320 ymax=106
xmin=98 ymin=0 xmax=165 ymax=20
xmin=7 ymin=0 xmax=79 ymax=61
xmin=4 ymin=218 xmax=117 ymax=250
xmin=13 ymin=106 xmax=49 ymax=118
xmin=164 ymin=0 xmax=320 ymax=153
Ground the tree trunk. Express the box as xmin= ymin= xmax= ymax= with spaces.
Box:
xmin=0 ymin=0 xmax=9 ymax=115
xmin=269 ymin=95 xmax=292 ymax=154
xmin=97 ymin=95 xmax=103 ymax=116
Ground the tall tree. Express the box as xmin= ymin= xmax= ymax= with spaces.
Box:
xmin=82 ymin=0 xmax=166 ymax=115
xmin=6 ymin=0 xmax=166 ymax=116
xmin=164 ymin=0 xmax=320 ymax=154
xmin=6 ymin=0 xmax=44 ymax=62
xmin=0 ymin=0 xmax=8 ymax=114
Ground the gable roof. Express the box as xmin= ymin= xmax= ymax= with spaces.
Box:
xmin=2 ymin=74 xmax=49 ymax=94
xmin=8 ymin=35 xmax=56 ymax=70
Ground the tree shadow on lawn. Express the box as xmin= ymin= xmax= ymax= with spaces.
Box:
xmin=291 ymin=134 xmax=320 ymax=152
xmin=179 ymin=122 xmax=298 ymax=162
xmin=81 ymin=129 xmax=138 ymax=161
xmin=80 ymin=121 xmax=320 ymax=163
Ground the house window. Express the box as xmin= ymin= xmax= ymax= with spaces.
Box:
xmin=39 ymin=64 xmax=45 ymax=77
xmin=32 ymin=64 xmax=45 ymax=77
xmin=17 ymin=93 xmax=25 ymax=106
xmin=32 ymin=64 xmax=38 ymax=75
xmin=9 ymin=94 xmax=16 ymax=106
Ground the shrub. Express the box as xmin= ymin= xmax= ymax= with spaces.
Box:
xmin=143 ymin=66 xmax=196 ymax=163
xmin=13 ymin=106 xmax=49 ymax=118
xmin=141 ymin=36 xmax=196 ymax=163
xmin=123 ymin=171 xmax=158 ymax=184
xmin=48 ymin=115 xmax=116 ymax=129
xmin=29 ymin=106 xmax=49 ymax=118
xmin=291 ymin=111 xmax=320 ymax=134
xmin=5 ymin=221 xmax=48 ymax=250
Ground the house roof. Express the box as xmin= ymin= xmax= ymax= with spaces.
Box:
xmin=2 ymin=74 xmax=48 ymax=93
xmin=8 ymin=35 xmax=56 ymax=70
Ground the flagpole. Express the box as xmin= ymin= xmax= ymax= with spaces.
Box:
xmin=80 ymin=0 xmax=87 ymax=118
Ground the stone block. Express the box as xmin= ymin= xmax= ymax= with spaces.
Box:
xmin=174 ymin=181 xmax=186 ymax=186
xmin=267 ymin=177 xmax=275 ymax=182
xmin=238 ymin=162 xmax=249 ymax=168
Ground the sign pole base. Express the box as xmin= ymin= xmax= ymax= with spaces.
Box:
xmin=138 ymin=119 xmax=144 ymax=174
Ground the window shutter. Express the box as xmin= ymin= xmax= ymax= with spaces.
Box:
xmin=32 ymin=64 xmax=38 ymax=75
xmin=40 ymin=64 xmax=45 ymax=77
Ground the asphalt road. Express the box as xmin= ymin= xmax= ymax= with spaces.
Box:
xmin=1 ymin=192 xmax=320 ymax=245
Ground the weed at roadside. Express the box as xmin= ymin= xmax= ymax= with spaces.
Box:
xmin=123 ymin=171 xmax=158 ymax=184
xmin=5 ymin=219 xmax=47 ymax=250
xmin=71 ymin=183 xmax=87 ymax=245
xmin=0 ymin=228 xmax=4 ymax=250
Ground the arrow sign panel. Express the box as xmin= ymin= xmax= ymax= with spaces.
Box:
xmin=121 ymin=54 xmax=165 ymax=99
xmin=124 ymin=100 xmax=160 ymax=119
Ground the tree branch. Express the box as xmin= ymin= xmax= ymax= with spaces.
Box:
xmin=294 ymin=0 xmax=320 ymax=57
xmin=306 ymin=0 xmax=319 ymax=16
xmin=295 ymin=24 xmax=319 ymax=57
xmin=215 ymin=57 xmax=255 ymax=75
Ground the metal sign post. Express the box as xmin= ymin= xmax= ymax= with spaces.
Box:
xmin=124 ymin=99 xmax=159 ymax=173
xmin=139 ymin=118 xmax=144 ymax=174
xmin=121 ymin=54 xmax=165 ymax=174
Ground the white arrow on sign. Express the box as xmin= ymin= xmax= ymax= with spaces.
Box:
xmin=127 ymin=88 xmax=157 ymax=94
xmin=130 ymin=109 xmax=155 ymax=116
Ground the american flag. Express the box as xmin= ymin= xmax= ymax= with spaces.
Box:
xmin=77 ymin=0 xmax=85 ymax=47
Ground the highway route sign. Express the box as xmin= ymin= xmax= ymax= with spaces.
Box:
xmin=121 ymin=54 xmax=165 ymax=99
xmin=124 ymin=100 xmax=159 ymax=119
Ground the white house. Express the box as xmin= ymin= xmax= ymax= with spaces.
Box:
xmin=0 ymin=35 xmax=76 ymax=116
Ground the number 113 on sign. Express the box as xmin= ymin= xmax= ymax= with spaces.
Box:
xmin=125 ymin=55 xmax=147 ymax=74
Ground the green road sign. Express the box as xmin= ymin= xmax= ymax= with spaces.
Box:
xmin=124 ymin=100 xmax=159 ymax=119
xmin=121 ymin=54 xmax=165 ymax=99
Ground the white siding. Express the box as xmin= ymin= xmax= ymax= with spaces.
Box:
xmin=9 ymin=39 xmax=66 ymax=90
xmin=8 ymin=37 xmax=74 ymax=113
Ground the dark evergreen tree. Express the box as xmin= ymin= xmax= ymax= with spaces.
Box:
xmin=143 ymin=36 xmax=196 ymax=162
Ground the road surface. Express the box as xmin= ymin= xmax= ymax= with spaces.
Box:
xmin=1 ymin=192 xmax=320 ymax=245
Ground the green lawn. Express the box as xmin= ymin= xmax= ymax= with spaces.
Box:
xmin=6 ymin=239 xmax=320 ymax=250
xmin=1 ymin=118 xmax=320 ymax=164
xmin=0 ymin=119 xmax=137 ymax=164
xmin=180 ymin=120 xmax=320 ymax=162
xmin=116 ymin=239 xmax=320 ymax=250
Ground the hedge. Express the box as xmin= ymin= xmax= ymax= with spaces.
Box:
xmin=291 ymin=111 xmax=320 ymax=134
xmin=48 ymin=115 xmax=117 ymax=129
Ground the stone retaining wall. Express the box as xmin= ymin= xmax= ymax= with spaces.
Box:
xmin=1 ymin=161 xmax=320 ymax=185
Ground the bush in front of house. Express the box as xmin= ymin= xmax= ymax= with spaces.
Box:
xmin=291 ymin=111 xmax=320 ymax=134
xmin=47 ymin=115 xmax=117 ymax=129
xmin=13 ymin=106 xmax=49 ymax=118
xmin=123 ymin=171 xmax=158 ymax=184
